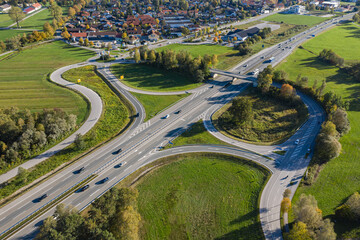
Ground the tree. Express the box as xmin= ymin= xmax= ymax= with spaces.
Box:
xmin=273 ymin=70 xmax=288 ymax=82
xmin=148 ymin=50 xmax=156 ymax=63
xmin=49 ymin=2 xmax=63 ymax=20
xmin=61 ymin=31 xmax=71 ymax=40
xmin=43 ymin=22 xmax=54 ymax=36
xmin=74 ymin=133 xmax=85 ymax=150
xmin=336 ymin=192 xmax=360 ymax=221
xmin=316 ymin=219 xmax=336 ymax=240
xmin=181 ymin=27 xmax=190 ymax=35
xmin=281 ymin=197 xmax=292 ymax=213
xmin=314 ymin=133 xmax=341 ymax=163
xmin=17 ymin=167 xmax=29 ymax=183
xmin=280 ymin=84 xmax=295 ymax=99
xmin=283 ymin=189 xmax=291 ymax=198
xmin=112 ymin=205 xmax=141 ymax=239
xmin=68 ymin=7 xmax=76 ymax=17
xmin=257 ymin=74 xmax=272 ymax=93
xmin=121 ymin=32 xmax=128 ymax=39
xmin=79 ymin=37 xmax=84 ymax=45
xmin=84 ymin=38 xmax=89 ymax=47
xmin=134 ymin=49 xmax=140 ymax=63
xmin=331 ymin=108 xmax=350 ymax=136
xmin=317 ymin=80 xmax=326 ymax=97
xmin=228 ymin=97 xmax=253 ymax=126
xmin=9 ymin=7 xmax=25 ymax=29
xmin=286 ymin=222 xmax=311 ymax=240
xmin=211 ymin=54 xmax=218 ymax=67
xmin=320 ymin=121 xmax=339 ymax=138
xmin=293 ymin=194 xmax=323 ymax=230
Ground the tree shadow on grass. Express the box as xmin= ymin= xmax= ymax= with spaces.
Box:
xmin=215 ymin=222 xmax=263 ymax=240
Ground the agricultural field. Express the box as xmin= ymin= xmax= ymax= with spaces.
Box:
xmin=130 ymin=153 xmax=269 ymax=240
xmin=131 ymin=92 xmax=187 ymax=121
xmin=0 ymin=13 xmax=12 ymax=28
xmin=263 ymin=13 xmax=329 ymax=26
xmin=0 ymin=29 xmax=32 ymax=41
xmin=111 ymin=63 xmax=202 ymax=92
xmin=213 ymin=89 xmax=307 ymax=144
xmin=19 ymin=7 xmax=68 ymax=30
xmin=0 ymin=41 xmax=94 ymax=124
xmin=277 ymin=23 xmax=360 ymax=236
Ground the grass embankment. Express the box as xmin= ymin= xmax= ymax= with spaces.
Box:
xmin=0 ymin=29 xmax=32 ymax=41
xmin=165 ymin=120 xmax=229 ymax=148
xmin=0 ymin=13 xmax=13 ymax=28
xmin=213 ymin=89 xmax=307 ymax=144
xmin=0 ymin=65 xmax=130 ymax=201
xmin=263 ymin=13 xmax=330 ymax=26
xmin=111 ymin=63 xmax=202 ymax=92
xmin=0 ymin=41 xmax=93 ymax=124
xmin=118 ymin=153 xmax=269 ymax=240
xmin=131 ymin=92 xmax=187 ymax=121
xmin=277 ymin=23 xmax=360 ymax=236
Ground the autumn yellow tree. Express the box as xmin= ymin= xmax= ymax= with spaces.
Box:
xmin=281 ymin=197 xmax=292 ymax=213
xmin=280 ymin=84 xmax=295 ymax=98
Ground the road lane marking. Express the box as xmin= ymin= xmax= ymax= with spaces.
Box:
xmin=90 ymin=189 xmax=100 ymax=197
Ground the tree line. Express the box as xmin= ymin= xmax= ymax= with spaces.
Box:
xmin=36 ymin=187 xmax=141 ymax=240
xmin=285 ymin=194 xmax=336 ymax=240
xmin=318 ymin=49 xmax=344 ymax=67
xmin=133 ymin=47 xmax=218 ymax=83
xmin=0 ymin=107 xmax=77 ymax=171
xmin=234 ymin=27 xmax=271 ymax=56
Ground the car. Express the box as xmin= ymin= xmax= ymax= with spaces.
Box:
xmin=163 ymin=114 xmax=170 ymax=119
xmin=209 ymin=85 xmax=214 ymax=88
xmin=295 ymin=139 xmax=300 ymax=145
xmin=243 ymin=64 xmax=248 ymax=67
xmin=115 ymin=162 xmax=127 ymax=168
xmin=175 ymin=110 xmax=182 ymax=114
xmin=135 ymin=112 xmax=139 ymax=117
xmin=113 ymin=148 xmax=122 ymax=154
xmin=77 ymin=167 xmax=85 ymax=173
xmin=38 ymin=194 xmax=48 ymax=201
xmin=307 ymin=148 xmax=311 ymax=153
xmin=78 ymin=185 xmax=89 ymax=192
xmin=261 ymin=56 xmax=265 ymax=59
xmin=100 ymin=177 xmax=109 ymax=183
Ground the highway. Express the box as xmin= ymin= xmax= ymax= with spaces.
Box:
xmin=0 ymin=12 xmax=355 ymax=240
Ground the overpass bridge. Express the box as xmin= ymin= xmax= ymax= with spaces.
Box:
xmin=210 ymin=68 xmax=257 ymax=82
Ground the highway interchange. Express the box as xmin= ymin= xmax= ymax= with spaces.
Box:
xmin=0 ymin=12 xmax=355 ymax=240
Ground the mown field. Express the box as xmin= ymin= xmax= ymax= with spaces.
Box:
xmin=277 ymin=23 xmax=360 ymax=236
xmin=132 ymin=153 xmax=269 ymax=240
xmin=213 ymin=89 xmax=307 ymax=144
xmin=0 ymin=13 xmax=12 ymax=28
xmin=111 ymin=63 xmax=202 ymax=92
xmin=131 ymin=92 xmax=187 ymax=121
xmin=0 ymin=41 xmax=94 ymax=123
xmin=263 ymin=13 xmax=329 ymax=26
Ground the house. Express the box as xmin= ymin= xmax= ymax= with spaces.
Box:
xmin=127 ymin=35 xmax=139 ymax=44
xmin=71 ymin=32 xmax=88 ymax=41
xmin=222 ymin=27 xmax=260 ymax=42
xmin=88 ymin=31 xmax=117 ymax=40
xmin=23 ymin=6 xmax=36 ymax=14
xmin=32 ymin=3 xmax=41 ymax=10
xmin=285 ymin=5 xmax=306 ymax=14
xmin=319 ymin=1 xmax=340 ymax=8
xmin=147 ymin=30 xmax=159 ymax=41
xmin=0 ymin=4 xmax=11 ymax=13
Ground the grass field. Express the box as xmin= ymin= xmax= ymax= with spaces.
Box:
xmin=131 ymin=92 xmax=187 ymax=121
xmin=277 ymin=23 xmax=360 ymax=236
xmin=130 ymin=153 xmax=269 ymax=240
xmin=263 ymin=13 xmax=329 ymax=26
xmin=213 ymin=89 xmax=307 ymax=144
xmin=111 ymin=63 xmax=202 ymax=92
xmin=165 ymin=120 xmax=229 ymax=148
xmin=156 ymin=43 xmax=240 ymax=70
xmin=0 ymin=29 xmax=32 ymax=41
xmin=19 ymin=7 xmax=68 ymax=30
xmin=0 ymin=13 xmax=12 ymax=28
xmin=0 ymin=41 xmax=94 ymax=124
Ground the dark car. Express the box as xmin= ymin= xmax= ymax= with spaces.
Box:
xmin=74 ymin=167 xmax=85 ymax=174
xmin=38 ymin=194 xmax=48 ymax=201
xmin=78 ymin=185 xmax=89 ymax=192
xmin=175 ymin=110 xmax=182 ymax=114
xmin=113 ymin=148 xmax=122 ymax=154
xmin=101 ymin=177 xmax=109 ymax=183
xmin=135 ymin=112 xmax=139 ymax=117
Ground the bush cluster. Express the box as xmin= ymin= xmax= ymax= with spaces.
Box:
xmin=234 ymin=28 xmax=271 ymax=56
xmin=318 ymin=49 xmax=344 ymax=66
xmin=0 ymin=108 xmax=77 ymax=170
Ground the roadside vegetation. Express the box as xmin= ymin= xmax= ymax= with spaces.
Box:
xmin=0 ymin=65 xmax=129 ymax=201
xmin=119 ymin=153 xmax=269 ymax=239
xmin=37 ymin=188 xmax=141 ymax=239
xmin=131 ymin=92 xmax=187 ymax=121
xmin=214 ymin=84 xmax=308 ymax=144
xmin=263 ymin=13 xmax=330 ymax=26
xmin=164 ymin=120 xmax=228 ymax=148
xmin=111 ymin=63 xmax=203 ymax=92
xmin=275 ymin=23 xmax=360 ymax=237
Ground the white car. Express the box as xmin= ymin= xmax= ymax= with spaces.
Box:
xmin=295 ymin=139 xmax=300 ymax=145
xmin=163 ymin=114 xmax=170 ymax=119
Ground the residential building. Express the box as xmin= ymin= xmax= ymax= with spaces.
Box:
xmin=0 ymin=4 xmax=11 ymax=13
